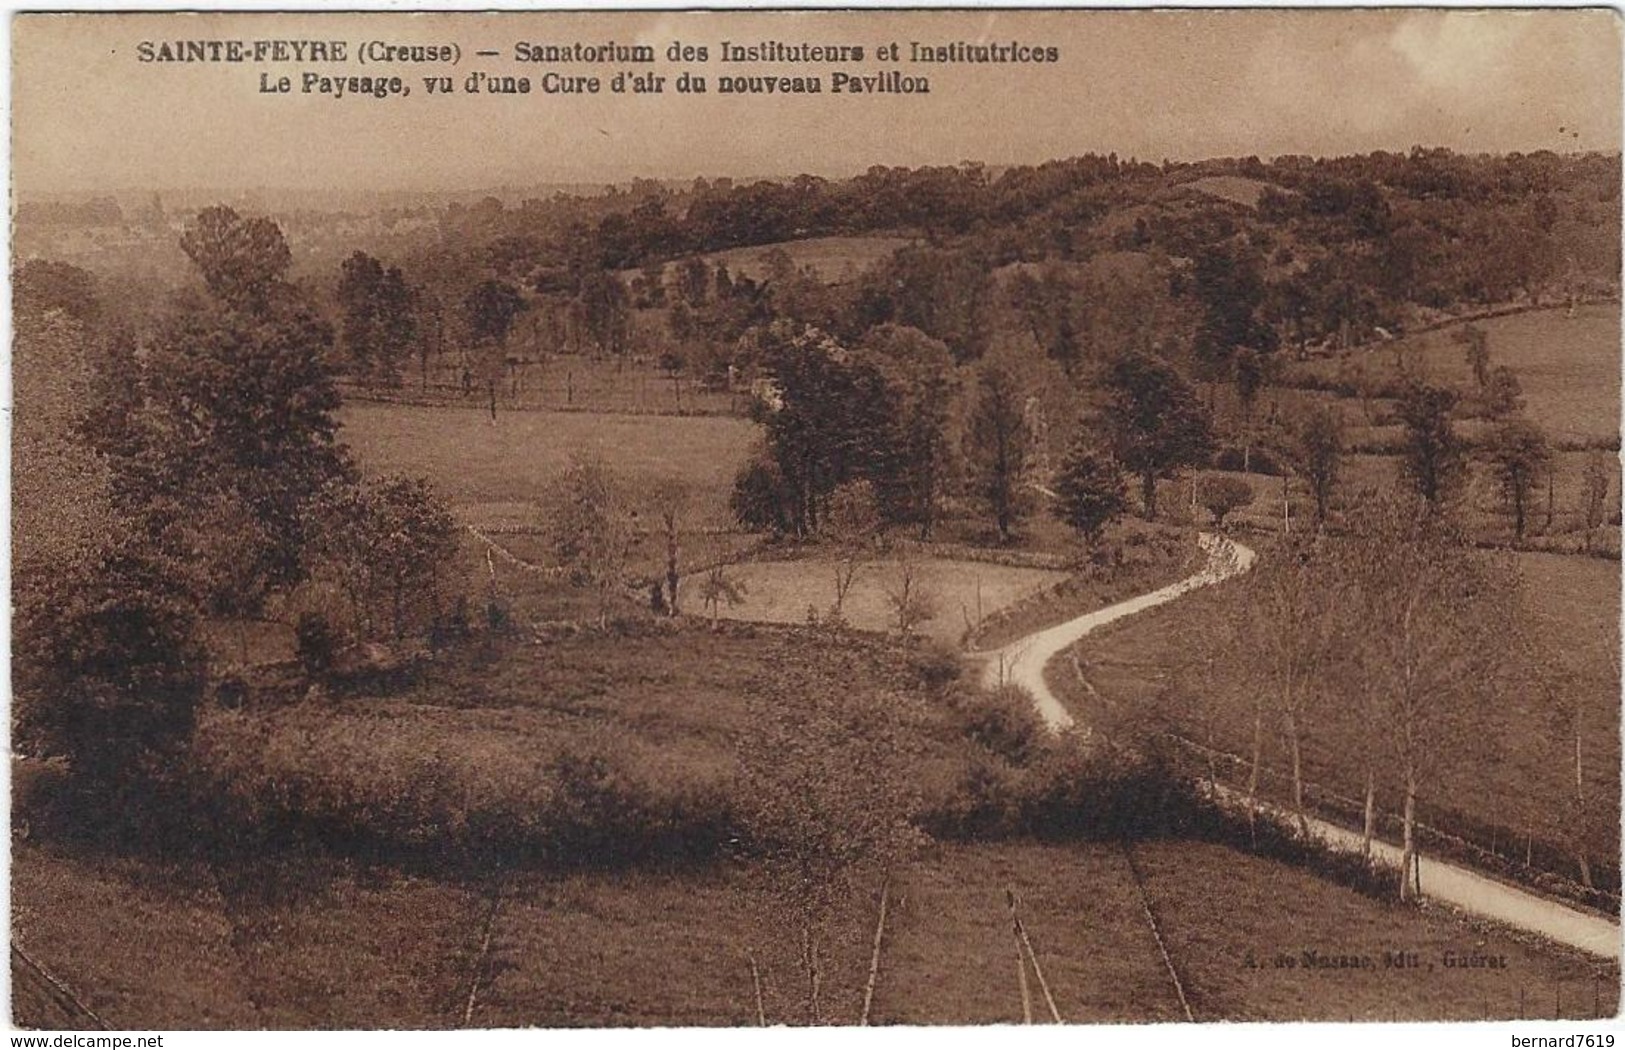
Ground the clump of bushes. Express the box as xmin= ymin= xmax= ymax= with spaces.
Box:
xmin=911 ymin=642 xmax=963 ymax=696
xmin=188 ymin=707 xmax=736 ymax=868
xmin=295 ymin=612 xmax=339 ymax=675
xmin=1213 ymin=445 xmax=1286 ymax=476
xmin=952 ymin=684 xmax=1046 ymax=766
xmin=920 ymin=721 xmax=1399 ymax=901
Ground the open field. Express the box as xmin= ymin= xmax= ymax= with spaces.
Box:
xmin=1178 ymin=174 xmax=1274 ymax=208
xmin=676 ymin=235 xmax=913 ymax=286
xmin=690 ymin=556 xmax=1068 ymax=644
xmin=339 ymin=403 xmax=755 ymax=525
xmin=494 ymin=527 xmax=763 ymax=587
xmin=1068 ymin=543 xmax=1622 ymax=886
xmin=1292 ymin=306 xmax=1621 ymax=443
xmin=16 ymin=836 xmax=1613 ymax=1028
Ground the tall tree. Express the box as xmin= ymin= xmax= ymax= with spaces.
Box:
xmin=84 ymin=213 xmax=350 ymax=600
xmin=178 ymin=205 xmax=293 ymax=314
xmin=1192 ymin=241 xmax=1277 ymax=398
xmin=965 ymin=363 xmax=1032 ymax=543
xmin=337 ymin=250 xmax=386 ymax=377
xmin=1291 ymin=403 xmax=1344 ymax=530
xmin=546 ymin=455 xmax=633 ymax=628
xmin=463 ymin=279 xmax=525 ymax=420
xmin=1052 ymin=439 xmax=1126 ymax=547
xmin=1241 ymin=540 xmax=1338 ymax=836
xmin=1102 ymin=352 xmax=1215 ymax=520
xmin=1483 ymin=417 xmax=1551 ymax=542
xmin=749 ymin=324 xmax=897 ymax=537
xmin=374 ymin=266 xmax=417 ymax=386
xmin=1396 ymin=383 xmax=1465 ymax=509
xmin=304 ymin=476 xmax=460 ymax=642
xmin=337 ymin=252 xmax=418 ymax=385
xmin=1580 ymin=449 xmax=1615 ymax=552
xmin=577 ymin=269 xmax=631 ymax=356
xmin=862 ymin=324 xmax=958 ymax=539
xmin=649 ymin=480 xmax=690 ymax=616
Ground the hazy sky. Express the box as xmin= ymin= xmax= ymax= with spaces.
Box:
xmin=12 ymin=9 xmax=1622 ymax=194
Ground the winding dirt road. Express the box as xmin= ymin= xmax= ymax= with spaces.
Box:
xmin=979 ymin=533 xmax=1256 ymax=731
xmin=977 ymin=531 xmax=1621 ymax=960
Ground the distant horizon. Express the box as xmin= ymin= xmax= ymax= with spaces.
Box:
xmin=14 ymin=144 xmax=1623 ymax=206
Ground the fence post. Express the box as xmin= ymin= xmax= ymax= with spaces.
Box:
xmin=748 ymin=953 xmax=766 ymax=1026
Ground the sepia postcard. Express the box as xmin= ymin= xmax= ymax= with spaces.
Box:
xmin=7 ymin=6 xmax=1622 ymax=1037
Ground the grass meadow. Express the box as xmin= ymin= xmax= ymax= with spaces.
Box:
xmin=691 ymin=556 xmax=1068 ymax=644
xmin=338 ymin=403 xmax=756 ymax=525
xmin=1292 ymin=305 xmax=1620 ymax=444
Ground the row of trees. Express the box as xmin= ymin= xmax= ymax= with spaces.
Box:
xmin=1230 ymin=494 xmax=1608 ymax=897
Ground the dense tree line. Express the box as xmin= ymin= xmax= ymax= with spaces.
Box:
xmin=13 ymin=208 xmax=466 ymax=817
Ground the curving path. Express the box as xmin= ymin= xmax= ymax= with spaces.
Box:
xmin=979 ymin=532 xmax=1256 ymax=731
xmin=976 ymin=531 xmax=1621 ymax=960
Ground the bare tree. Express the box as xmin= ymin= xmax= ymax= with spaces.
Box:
xmin=824 ymin=480 xmax=881 ymax=620
xmin=1336 ymin=498 xmax=1512 ymax=899
xmin=885 ymin=554 xmax=938 ymax=639
xmin=739 ymin=682 xmax=921 ymax=1024
xmin=1580 ymin=449 xmax=1614 ymax=552
xmin=699 ymin=565 xmax=748 ymax=628
xmin=649 ymin=480 xmax=690 ymax=616
xmin=1242 ymin=539 xmax=1339 ymax=837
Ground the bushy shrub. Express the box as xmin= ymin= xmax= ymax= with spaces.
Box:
xmin=1016 ymin=738 xmax=1209 ymax=841
xmin=295 ymin=612 xmax=338 ymax=675
xmin=917 ymin=734 xmax=1402 ymax=901
xmin=920 ymin=754 xmax=1020 ymax=840
xmin=956 ymin=684 xmax=1046 ymax=765
xmin=911 ymin=642 xmax=963 ymax=696
xmin=13 ymin=542 xmax=206 ymax=800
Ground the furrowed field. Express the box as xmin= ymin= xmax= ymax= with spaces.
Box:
xmin=15 ymin=835 xmax=1614 ymax=1027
